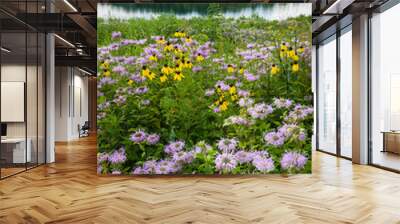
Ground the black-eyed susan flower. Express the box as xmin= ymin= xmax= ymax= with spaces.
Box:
xmin=280 ymin=43 xmax=287 ymax=51
xmin=141 ymin=66 xmax=150 ymax=77
xmin=128 ymin=79 xmax=134 ymax=85
xmin=160 ymin=75 xmax=168 ymax=83
xmin=196 ymin=53 xmax=204 ymax=62
xmin=184 ymin=60 xmax=192 ymax=69
xmin=219 ymin=101 xmax=229 ymax=111
xmin=227 ymin=64 xmax=235 ymax=73
xmin=185 ymin=36 xmax=192 ymax=43
xmin=103 ymin=70 xmax=111 ymax=77
xmin=173 ymin=71 xmax=184 ymax=81
xmin=231 ymin=94 xmax=238 ymax=101
xmin=161 ymin=64 xmax=173 ymax=75
xmin=271 ymin=64 xmax=280 ymax=75
xmin=164 ymin=41 xmax=173 ymax=52
xmin=291 ymin=53 xmax=299 ymax=61
xmin=239 ymin=67 xmax=244 ymax=75
xmin=229 ymin=85 xmax=236 ymax=95
xmin=156 ymin=36 xmax=165 ymax=45
xmin=100 ymin=61 xmax=109 ymax=70
xmin=149 ymin=54 xmax=158 ymax=62
xmin=174 ymin=30 xmax=186 ymax=38
xmin=292 ymin=62 xmax=299 ymax=72
xmin=297 ymin=46 xmax=304 ymax=54
xmin=174 ymin=64 xmax=182 ymax=72
xmin=287 ymin=47 xmax=296 ymax=58
xmin=280 ymin=49 xmax=286 ymax=59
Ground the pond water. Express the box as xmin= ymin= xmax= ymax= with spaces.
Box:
xmin=98 ymin=3 xmax=311 ymax=21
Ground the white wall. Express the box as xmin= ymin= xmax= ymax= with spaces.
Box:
xmin=55 ymin=67 xmax=89 ymax=141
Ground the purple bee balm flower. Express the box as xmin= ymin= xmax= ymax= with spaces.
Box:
xmin=132 ymin=167 xmax=144 ymax=175
xmin=205 ymin=88 xmax=215 ymax=96
xmin=225 ymin=116 xmax=251 ymax=126
xmin=143 ymin=160 xmax=157 ymax=173
xmin=238 ymin=89 xmax=250 ymax=97
xmin=280 ymin=151 xmax=308 ymax=170
xmin=247 ymin=103 xmax=273 ymax=119
xmin=217 ymin=138 xmax=238 ymax=153
xmin=273 ymin=98 xmax=293 ymax=109
xmin=155 ymin=160 xmax=174 ymax=174
xmin=249 ymin=151 xmax=269 ymax=160
xmin=108 ymin=148 xmax=126 ymax=164
xmin=244 ymin=71 xmax=259 ymax=81
xmin=264 ymin=131 xmax=285 ymax=147
xmin=213 ymin=107 xmax=220 ymax=113
xmin=130 ymin=130 xmax=147 ymax=143
xmin=97 ymin=165 xmax=103 ymax=174
xmin=172 ymin=151 xmax=194 ymax=164
xmin=298 ymin=131 xmax=306 ymax=141
xmin=192 ymin=66 xmax=203 ymax=73
xmin=215 ymin=80 xmax=230 ymax=91
xmin=278 ymin=124 xmax=298 ymax=138
xmin=124 ymin=56 xmax=136 ymax=64
xmin=215 ymin=153 xmax=237 ymax=172
xmin=146 ymin=134 xmax=160 ymax=145
xmin=238 ymin=97 xmax=254 ymax=108
xmin=252 ymin=157 xmax=275 ymax=173
xmin=164 ymin=140 xmax=185 ymax=154
xmin=113 ymin=95 xmax=126 ymax=105
xmin=97 ymin=152 xmax=109 ymax=163
xmin=235 ymin=150 xmax=252 ymax=164
xmin=134 ymin=86 xmax=148 ymax=95
xmin=247 ymin=43 xmax=256 ymax=49
xmin=141 ymin=99 xmax=151 ymax=106
xmin=131 ymin=74 xmax=145 ymax=83
xmin=111 ymin=31 xmax=122 ymax=39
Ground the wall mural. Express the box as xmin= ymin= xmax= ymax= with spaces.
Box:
xmin=97 ymin=3 xmax=313 ymax=175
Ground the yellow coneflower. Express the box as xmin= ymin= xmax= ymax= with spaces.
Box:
xmin=149 ymin=54 xmax=158 ymax=62
xmin=103 ymin=70 xmax=111 ymax=77
xmin=280 ymin=49 xmax=286 ymax=59
xmin=164 ymin=42 xmax=173 ymax=52
xmin=287 ymin=47 xmax=295 ymax=58
xmin=184 ymin=60 xmax=192 ymax=69
xmin=148 ymin=72 xmax=156 ymax=80
xmin=141 ymin=66 xmax=150 ymax=77
xmin=161 ymin=64 xmax=173 ymax=75
xmin=227 ymin=64 xmax=235 ymax=73
xmin=160 ymin=75 xmax=168 ymax=83
xmin=239 ymin=67 xmax=244 ymax=75
xmin=100 ymin=61 xmax=109 ymax=70
xmin=128 ymin=80 xmax=134 ymax=85
xmin=219 ymin=101 xmax=229 ymax=111
xmin=291 ymin=53 xmax=299 ymax=61
xmin=174 ymin=30 xmax=186 ymax=38
xmin=173 ymin=71 xmax=184 ymax=81
xmin=292 ymin=62 xmax=299 ymax=72
xmin=196 ymin=53 xmax=204 ymax=62
xmin=229 ymin=85 xmax=236 ymax=95
xmin=156 ymin=37 xmax=165 ymax=45
xmin=271 ymin=64 xmax=279 ymax=75
xmin=185 ymin=36 xmax=192 ymax=43
xmin=280 ymin=43 xmax=287 ymax=51
xmin=297 ymin=46 xmax=304 ymax=54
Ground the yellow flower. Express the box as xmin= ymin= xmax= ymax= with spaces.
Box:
xmin=239 ymin=67 xmax=244 ymax=75
xmin=229 ymin=86 xmax=236 ymax=95
xmin=149 ymin=54 xmax=158 ymax=62
xmin=161 ymin=65 xmax=173 ymax=75
xmin=214 ymin=100 xmax=220 ymax=106
xmin=219 ymin=95 xmax=224 ymax=102
xmin=271 ymin=64 xmax=279 ymax=75
xmin=174 ymin=31 xmax=186 ymax=38
xmin=292 ymin=62 xmax=299 ymax=72
xmin=173 ymin=71 xmax=184 ymax=81
xmin=104 ymin=70 xmax=111 ymax=77
xmin=184 ymin=60 xmax=192 ymax=69
xmin=156 ymin=37 xmax=165 ymax=45
xmin=280 ymin=43 xmax=287 ymax=51
xmin=291 ymin=53 xmax=299 ymax=61
xmin=196 ymin=54 xmax=204 ymax=62
xmin=174 ymin=64 xmax=182 ymax=72
xmin=287 ymin=47 xmax=295 ymax=58
xmin=297 ymin=46 xmax=304 ymax=54
xmin=147 ymin=72 xmax=156 ymax=80
xmin=185 ymin=36 xmax=192 ymax=43
xmin=227 ymin=64 xmax=235 ymax=73
xmin=231 ymin=95 xmax=238 ymax=101
xmin=280 ymin=49 xmax=286 ymax=59
xmin=164 ymin=42 xmax=173 ymax=52
xmin=128 ymin=80 xmax=134 ymax=85
xmin=219 ymin=101 xmax=229 ymax=111
xmin=160 ymin=75 xmax=168 ymax=83
xmin=141 ymin=66 xmax=150 ymax=77
xmin=216 ymin=87 xmax=222 ymax=94
xmin=100 ymin=61 xmax=109 ymax=70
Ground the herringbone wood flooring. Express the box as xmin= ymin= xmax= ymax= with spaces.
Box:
xmin=1 ymin=136 xmax=400 ymax=224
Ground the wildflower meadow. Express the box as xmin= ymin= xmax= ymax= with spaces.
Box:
xmin=97 ymin=4 xmax=313 ymax=175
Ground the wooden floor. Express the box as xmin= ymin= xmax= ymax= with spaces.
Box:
xmin=0 ymin=136 xmax=400 ymax=224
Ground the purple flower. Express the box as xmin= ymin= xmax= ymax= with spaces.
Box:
xmin=172 ymin=151 xmax=194 ymax=164
xmin=132 ymin=167 xmax=144 ymax=175
xmin=164 ymin=140 xmax=185 ymax=154
xmin=141 ymin=99 xmax=150 ymax=105
xmin=278 ymin=124 xmax=298 ymax=138
xmin=298 ymin=131 xmax=306 ymax=141
xmin=238 ymin=98 xmax=254 ymax=108
xmin=213 ymin=107 xmax=221 ymax=113
xmin=112 ymin=65 xmax=126 ymax=75
xmin=247 ymin=103 xmax=273 ymax=119
xmin=131 ymin=74 xmax=145 ymax=83
xmin=264 ymin=131 xmax=285 ymax=147
xmin=225 ymin=116 xmax=251 ymax=126
xmin=97 ymin=165 xmax=103 ymax=174
xmin=111 ymin=170 xmax=121 ymax=175
xmin=244 ymin=71 xmax=259 ymax=81
xmin=205 ymin=89 xmax=215 ymax=96
xmin=215 ymin=153 xmax=237 ymax=172
xmin=113 ymin=95 xmax=126 ymax=105
xmin=146 ymin=134 xmax=160 ymax=145
xmin=215 ymin=81 xmax=230 ymax=91
xmin=235 ymin=150 xmax=252 ymax=164
xmin=280 ymin=151 xmax=308 ymax=170
xmin=134 ymin=86 xmax=148 ymax=95
xmin=192 ymin=66 xmax=203 ymax=72
xmin=111 ymin=31 xmax=122 ymax=39
xmin=273 ymin=98 xmax=293 ymax=109
xmin=143 ymin=160 xmax=158 ymax=173
xmin=130 ymin=130 xmax=147 ymax=143
xmin=238 ymin=90 xmax=250 ymax=97
xmin=108 ymin=148 xmax=126 ymax=164
xmin=97 ymin=152 xmax=109 ymax=163
xmin=217 ymin=138 xmax=238 ymax=153
xmin=252 ymin=157 xmax=275 ymax=173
